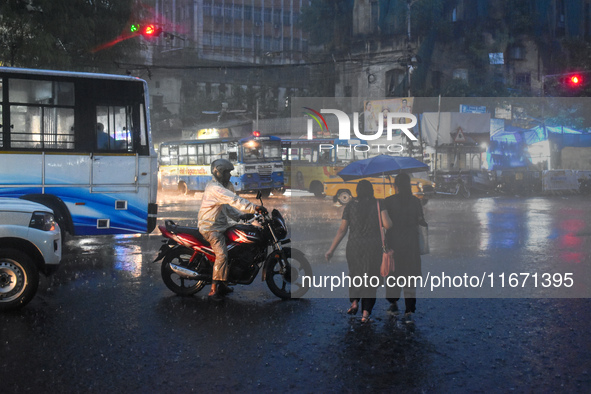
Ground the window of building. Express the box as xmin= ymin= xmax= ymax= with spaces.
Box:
xmin=244 ymin=36 xmax=253 ymax=49
xmin=213 ymin=2 xmax=222 ymax=17
xmin=203 ymin=31 xmax=212 ymax=46
xmin=515 ymin=72 xmax=531 ymax=87
xmin=453 ymin=68 xmax=469 ymax=81
xmin=213 ymin=32 xmax=222 ymax=46
xmin=244 ymin=5 xmax=252 ymax=20
xmin=272 ymin=38 xmax=281 ymax=51
xmin=264 ymin=37 xmax=271 ymax=51
xmin=253 ymin=7 xmax=262 ymax=22
xmin=234 ymin=4 xmax=242 ymax=19
xmin=203 ymin=0 xmax=212 ymax=17
xmin=273 ymin=9 xmax=281 ymax=25
xmin=370 ymin=1 xmax=379 ymax=32
xmin=234 ymin=34 xmax=242 ymax=47
xmin=283 ymin=11 xmax=291 ymax=26
xmin=385 ymin=69 xmax=405 ymax=96
xmin=264 ymin=8 xmax=272 ymax=23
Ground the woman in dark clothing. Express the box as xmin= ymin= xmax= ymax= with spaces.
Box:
xmin=325 ymin=180 xmax=384 ymax=323
xmin=383 ymin=172 xmax=427 ymax=323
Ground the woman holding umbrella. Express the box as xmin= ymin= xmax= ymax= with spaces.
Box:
xmin=325 ymin=180 xmax=388 ymax=323
xmin=382 ymin=172 xmax=427 ymax=324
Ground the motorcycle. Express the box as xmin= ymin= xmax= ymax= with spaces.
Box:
xmin=435 ymin=173 xmax=471 ymax=198
xmin=153 ymin=192 xmax=312 ymax=299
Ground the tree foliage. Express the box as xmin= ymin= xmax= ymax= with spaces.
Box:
xmin=0 ymin=0 xmax=143 ymax=72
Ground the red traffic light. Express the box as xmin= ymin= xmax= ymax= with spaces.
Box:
xmin=142 ymin=24 xmax=162 ymax=37
xmin=568 ymin=74 xmax=583 ymax=86
xmin=131 ymin=23 xmax=162 ymax=38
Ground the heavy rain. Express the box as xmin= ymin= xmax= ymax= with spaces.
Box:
xmin=2 ymin=191 xmax=590 ymax=392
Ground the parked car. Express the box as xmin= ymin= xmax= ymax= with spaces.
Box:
xmin=0 ymin=198 xmax=62 ymax=311
xmin=324 ymin=173 xmax=435 ymax=205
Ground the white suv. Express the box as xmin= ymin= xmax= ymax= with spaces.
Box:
xmin=0 ymin=198 xmax=62 ymax=311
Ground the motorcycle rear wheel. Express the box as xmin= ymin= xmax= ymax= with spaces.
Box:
xmin=265 ymin=247 xmax=312 ymax=299
xmin=161 ymin=248 xmax=207 ymax=296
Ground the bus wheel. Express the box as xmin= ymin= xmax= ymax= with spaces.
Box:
xmin=259 ymin=189 xmax=272 ymax=198
xmin=310 ymin=181 xmax=324 ymax=198
xmin=178 ymin=182 xmax=191 ymax=196
xmin=272 ymin=188 xmax=286 ymax=196
xmin=337 ymin=190 xmax=353 ymax=205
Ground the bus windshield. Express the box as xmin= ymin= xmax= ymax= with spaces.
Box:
xmin=242 ymin=139 xmax=282 ymax=162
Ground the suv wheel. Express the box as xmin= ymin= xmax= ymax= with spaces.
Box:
xmin=0 ymin=249 xmax=39 ymax=311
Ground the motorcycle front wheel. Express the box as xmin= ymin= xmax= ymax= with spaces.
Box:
xmin=265 ymin=247 xmax=312 ymax=299
xmin=161 ymin=247 xmax=207 ymax=296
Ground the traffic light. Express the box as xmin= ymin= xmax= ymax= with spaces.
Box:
xmin=567 ymin=74 xmax=583 ymax=87
xmin=131 ymin=23 xmax=162 ymax=38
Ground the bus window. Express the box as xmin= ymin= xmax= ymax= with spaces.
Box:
xmin=9 ymin=78 xmax=75 ymax=150
xmin=262 ymin=140 xmax=281 ymax=160
xmin=179 ymin=144 xmax=188 ymax=165
xmin=318 ymin=149 xmax=333 ymax=163
xmin=210 ymin=143 xmax=221 ymax=160
xmin=197 ymin=145 xmax=204 ymax=165
xmin=188 ymin=145 xmax=197 ymax=165
xmin=302 ymin=148 xmax=313 ymax=162
xmin=289 ymin=147 xmax=300 ymax=161
xmin=169 ymin=145 xmax=179 ymax=165
xmin=96 ymin=105 xmax=135 ymax=152
xmin=160 ymin=145 xmax=170 ymax=164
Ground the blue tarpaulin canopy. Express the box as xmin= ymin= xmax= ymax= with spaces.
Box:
xmin=492 ymin=125 xmax=591 ymax=147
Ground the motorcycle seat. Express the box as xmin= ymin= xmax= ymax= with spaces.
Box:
xmin=165 ymin=221 xmax=210 ymax=246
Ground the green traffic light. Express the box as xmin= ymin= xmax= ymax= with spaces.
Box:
xmin=130 ymin=24 xmax=139 ymax=33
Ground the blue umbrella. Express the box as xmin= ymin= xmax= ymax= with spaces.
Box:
xmin=337 ymin=154 xmax=429 ymax=181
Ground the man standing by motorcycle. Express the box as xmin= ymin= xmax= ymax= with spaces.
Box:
xmin=198 ymin=158 xmax=267 ymax=301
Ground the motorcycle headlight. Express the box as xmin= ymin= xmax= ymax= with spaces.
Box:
xmin=271 ymin=209 xmax=288 ymax=239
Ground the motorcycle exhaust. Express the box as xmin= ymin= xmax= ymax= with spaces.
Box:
xmin=169 ymin=263 xmax=207 ymax=280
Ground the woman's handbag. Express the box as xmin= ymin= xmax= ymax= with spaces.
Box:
xmin=377 ymin=201 xmax=395 ymax=277
xmin=418 ymin=223 xmax=429 ymax=255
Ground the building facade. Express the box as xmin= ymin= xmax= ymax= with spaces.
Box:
xmin=142 ymin=0 xmax=310 ymax=141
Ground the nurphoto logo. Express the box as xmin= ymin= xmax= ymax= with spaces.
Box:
xmin=303 ymin=107 xmax=418 ymax=141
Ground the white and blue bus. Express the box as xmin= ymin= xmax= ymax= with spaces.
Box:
xmin=158 ymin=134 xmax=284 ymax=197
xmin=0 ymin=67 xmax=158 ymax=236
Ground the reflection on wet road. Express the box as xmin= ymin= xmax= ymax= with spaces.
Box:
xmin=1 ymin=192 xmax=590 ymax=392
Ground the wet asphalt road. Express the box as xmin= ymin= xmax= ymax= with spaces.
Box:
xmin=1 ymin=192 xmax=591 ymax=392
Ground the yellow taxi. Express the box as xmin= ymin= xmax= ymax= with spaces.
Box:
xmin=324 ymin=171 xmax=435 ymax=205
